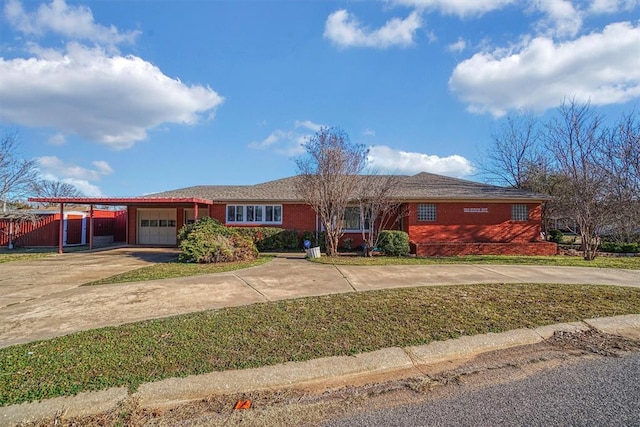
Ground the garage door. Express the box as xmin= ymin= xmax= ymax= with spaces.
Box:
xmin=138 ymin=209 xmax=177 ymax=245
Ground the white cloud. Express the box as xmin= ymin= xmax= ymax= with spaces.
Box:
xmin=36 ymin=156 xmax=114 ymax=196
xmin=0 ymin=43 xmax=224 ymax=149
xmin=294 ymin=120 xmax=323 ymax=132
xmin=589 ymin=0 xmax=640 ymax=13
xmin=4 ymin=0 xmax=140 ymax=48
xmin=368 ymin=145 xmax=474 ymax=177
xmin=91 ymin=160 xmax=114 ymax=176
xmin=37 ymin=156 xmax=113 ymax=181
xmin=59 ymin=178 xmax=102 ymax=197
xmin=363 ymin=128 xmax=376 ymax=137
xmin=447 ymin=37 xmax=467 ymax=52
xmin=390 ymin=0 xmax=516 ymax=18
xmin=324 ymin=9 xmax=422 ymax=49
xmin=48 ymin=133 xmax=66 ymax=145
xmin=448 ymin=21 xmax=640 ymax=116
xmin=531 ymin=0 xmax=583 ymax=37
xmin=250 ymin=120 xmax=326 ymax=156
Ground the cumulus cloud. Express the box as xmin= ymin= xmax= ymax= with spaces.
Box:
xmin=589 ymin=0 xmax=640 ymax=13
xmin=390 ymin=0 xmax=516 ymax=18
xmin=448 ymin=21 xmax=640 ymax=116
xmin=4 ymin=0 xmax=139 ymax=48
xmin=368 ymin=145 xmax=474 ymax=177
xmin=294 ymin=120 xmax=323 ymax=132
xmin=447 ymin=37 xmax=467 ymax=52
xmin=324 ymin=9 xmax=422 ymax=49
xmin=37 ymin=156 xmax=114 ymax=181
xmin=48 ymin=133 xmax=66 ymax=146
xmin=0 ymin=43 xmax=224 ymax=149
xmin=249 ymin=120 xmax=325 ymax=156
xmin=36 ymin=156 xmax=114 ymax=196
xmin=531 ymin=0 xmax=583 ymax=37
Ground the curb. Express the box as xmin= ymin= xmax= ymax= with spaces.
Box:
xmin=2 ymin=315 xmax=639 ymax=425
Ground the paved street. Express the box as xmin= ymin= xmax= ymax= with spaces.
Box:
xmin=324 ymin=351 xmax=640 ymax=426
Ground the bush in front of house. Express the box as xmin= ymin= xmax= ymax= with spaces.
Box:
xmin=600 ymin=241 xmax=640 ymax=253
xmin=234 ymin=227 xmax=301 ymax=251
xmin=178 ymin=217 xmax=258 ymax=263
xmin=548 ymin=229 xmax=564 ymax=244
xmin=377 ymin=230 xmax=410 ymax=256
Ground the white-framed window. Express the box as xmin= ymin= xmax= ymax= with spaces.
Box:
xmin=511 ymin=204 xmax=529 ymax=221
xmin=227 ymin=205 xmax=282 ymax=224
xmin=417 ymin=204 xmax=437 ymax=222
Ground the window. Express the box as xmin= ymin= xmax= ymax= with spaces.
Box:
xmin=265 ymin=205 xmax=281 ymax=222
xmin=417 ymin=204 xmax=437 ymax=221
xmin=512 ymin=204 xmax=529 ymax=221
xmin=338 ymin=207 xmax=370 ymax=231
xmin=343 ymin=207 xmax=361 ymax=230
xmin=227 ymin=205 xmax=282 ymax=224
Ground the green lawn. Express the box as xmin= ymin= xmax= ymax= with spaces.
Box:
xmin=312 ymin=254 xmax=640 ymax=269
xmin=0 ymin=251 xmax=50 ymax=263
xmin=2 ymin=282 xmax=640 ymax=406
xmin=83 ymin=255 xmax=276 ymax=286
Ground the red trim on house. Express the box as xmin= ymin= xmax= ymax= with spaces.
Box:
xmin=28 ymin=197 xmax=214 ymax=206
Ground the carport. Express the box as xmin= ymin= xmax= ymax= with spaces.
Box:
xmin=27 ymin=197 xmax=214 ymax=254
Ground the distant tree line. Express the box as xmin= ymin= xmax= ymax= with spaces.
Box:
xmin=480 ymin=100 xmax=640 ymax=260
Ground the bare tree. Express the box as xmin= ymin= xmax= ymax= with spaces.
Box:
xmin=1 ymin=132 xmax=38 ymax=212
xmin=30 ymin=179 xmax=83 ymax=205
xmin=544 ymin=100 xmax=613 ymax=260
xmin=601 ymin=112 xmax=640 ymax=243
xmin=356 ymin=174 xmax=405 ymax=256
xmin=295 ymin=127 xmax=369 ymax=256
xmin=480 ymin=111 xmax=561 ymax=237
xmin=480 ymin=111 xmax=545 ymax=189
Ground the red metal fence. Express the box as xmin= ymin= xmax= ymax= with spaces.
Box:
xmin=0 ymin=210 xmax=127 ymax=248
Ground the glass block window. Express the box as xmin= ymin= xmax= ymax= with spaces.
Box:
xmin=417 ymin=204 xmax=437 ymax=222
xmin=511 ymin=204 xmax=529 ymax=221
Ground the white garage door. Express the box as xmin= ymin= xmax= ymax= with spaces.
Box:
xmin=138 ymin=209 xmax=177 ymax=245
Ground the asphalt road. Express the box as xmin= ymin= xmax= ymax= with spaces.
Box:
xmin=323 ymin=352 xmax=640 ymax=427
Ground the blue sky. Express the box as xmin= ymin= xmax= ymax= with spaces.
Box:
xmin=1 ymin=0 xmax=639 ymax=197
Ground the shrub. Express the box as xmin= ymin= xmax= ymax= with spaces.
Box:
xmin=178 ymin=218 xmax=257 ymax=263
xmin=548 ymin=229 xmax=564 ymax=244
xmin=341 ymin=237 xmax=353 ymax=251
xmin=234 ymin=227 xmax=301 ymax=251
xmin=377 ymin=230 xmax=410 ymax=256
xmin=600 ymin=241 xmax=639 ymax=253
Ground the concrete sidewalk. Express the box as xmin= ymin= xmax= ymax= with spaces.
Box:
xmin=0 ymin=251 xmax=639 ymax=347
xmin=2 ymin=314 xmax=639 ymax=425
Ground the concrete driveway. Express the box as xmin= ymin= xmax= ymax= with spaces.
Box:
xmin=1 ymin=248 xmax=638 ymax=348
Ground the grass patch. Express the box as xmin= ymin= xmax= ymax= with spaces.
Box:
xmin=2 ymin=282 xmax=640 ymax=406
xmin=312 ymin=254 xmax=640 ymax=269
xmin=83 ymin=255 xmax=276 ymax=285
xmin=0 ymin=250 xmax=50 ymax=263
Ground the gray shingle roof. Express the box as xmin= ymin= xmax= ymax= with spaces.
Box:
xmin=146 ymin=172 xmax=547 ymax=202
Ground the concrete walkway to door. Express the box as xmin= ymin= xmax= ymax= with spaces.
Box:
xmin=0 ymin=248 xmax=638 ymax=348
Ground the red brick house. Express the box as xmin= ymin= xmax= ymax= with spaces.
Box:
xmin=29 ymin=172 xmax=556 ymax=256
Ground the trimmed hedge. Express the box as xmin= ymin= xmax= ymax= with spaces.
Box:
xmin=234 ymin=227 xmax=300 ymax=251
xmin=377 ymin=230 xmax=410 ymax=256
xmin=600 ymin=241 xmax=640 ymax=253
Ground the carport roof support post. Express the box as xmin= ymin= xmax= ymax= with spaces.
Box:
xmin=58 ymin=203 xmax=64 ymax=254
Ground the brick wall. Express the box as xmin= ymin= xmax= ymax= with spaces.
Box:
xmin=414 ymin=241 xmax=558 ymax=256
xmin=405 ymin=202 xmax=542 ymax=243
